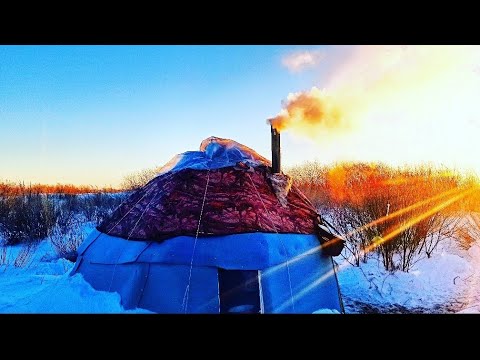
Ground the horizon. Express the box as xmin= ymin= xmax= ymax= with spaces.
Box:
xmin=2 ymin=45 xmax=480 ymax=187
xmin=1 ymin=158 xmax=477 ymax=190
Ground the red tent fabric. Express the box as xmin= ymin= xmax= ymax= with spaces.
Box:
xmin=98 ymin=164 xmax=319 ymax=242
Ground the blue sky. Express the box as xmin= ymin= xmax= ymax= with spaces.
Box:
xmin=0 ymin=45 xmax=327 ymax=187
xmin=4 ymin=45 xmax=478 ymax=187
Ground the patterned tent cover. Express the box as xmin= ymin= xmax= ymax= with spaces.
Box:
xmin=97 ymin=137 xmax=319 ymax=242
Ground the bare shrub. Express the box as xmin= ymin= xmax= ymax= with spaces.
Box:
xmin=287 ymin=161 xmax=329 ymax=208
xmin=120 ymin=167 xmax=162 ymax=191
xmin=0 ymin=182 xmax=126 ymax=253
xmin=49 ymin=219 xmax=85 ymax=262
xmin=80 ymin=192 xmax=127 ymax=225
xmin=0 ymin=245 xmax=7 ymax=266
xmin=14 ymin=241 xmax=40 ymax=268
xmin=48 ymin=198 xmax=87 ymax=262
xmin=289 ymin=162 xmax=474 ymax=272
xmin=452 ymin=213 xmax=480 ymax=251
xmin=48 ymin=192 xmax=127 ymax=261
xmin=0 ymin=180 xmax=121 ymax=195
xmin=325 ymin=206 xmax=375 ymax=266
xmin=0 ymin=188 xmax=56 ymax=245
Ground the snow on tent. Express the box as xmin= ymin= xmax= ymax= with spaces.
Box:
xmin=71 ymin=136 xmax=345 ymax=313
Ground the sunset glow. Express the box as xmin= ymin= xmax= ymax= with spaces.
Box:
xmin=2 ymin=45 xmax=480 ymax=315
xmin=2 ymin=45 xmax=479 ymax=186
xmin=272 ymin=45 xmax=480 ymax=175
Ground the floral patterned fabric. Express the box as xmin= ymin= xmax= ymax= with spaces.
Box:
xmin=97 ymin=165 xmax=318 ymax=242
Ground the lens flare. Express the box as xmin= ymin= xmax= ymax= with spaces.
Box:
xmin=272 ymin=185 xmax=476 ymax=312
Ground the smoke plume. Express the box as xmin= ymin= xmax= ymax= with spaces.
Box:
xmin=270 ymin=45 xmax=480 ymax=173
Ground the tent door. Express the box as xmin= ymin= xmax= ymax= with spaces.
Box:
xmin=218 ymin=269 xmax=261 ymax=314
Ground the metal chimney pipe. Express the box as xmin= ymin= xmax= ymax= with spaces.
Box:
xmin=271 ymin=125 xmax=281 ymax=173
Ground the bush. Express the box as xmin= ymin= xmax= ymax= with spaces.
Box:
xmin=14 ymin=242 xmax=40 ymax=268
xmin=120 ymin=167 xmax=163 ymax=191
xmin=49 ymin=216 xmax=85 ymax=262
xmin=0 ymin=183 xmax=127 ymax=253
xmin=0 ymin=244 xmax=7 ymax=265
xmin=288 ymin=162 xmax=478 ymax=272
xmin=0 ymin=190 xmax=56 ymax=245
xmin=80 ymin=193 xmax=127 ymax=225
xmin=48 ymin=193 xmax=126 ymax=261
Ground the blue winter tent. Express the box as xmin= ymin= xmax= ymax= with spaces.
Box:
xmin=71 ymin=137 xmax=344 ymax=313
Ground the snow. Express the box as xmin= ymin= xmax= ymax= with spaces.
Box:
xmin=0 ymin=227 xmax=151 ymax=314
xmin=336 ymin=235 xmax=480 ymax=313
xmin=1 ymin=218 xmax=480 ymax=313
xmin=313 ymin=308 xmax=341 ymax=314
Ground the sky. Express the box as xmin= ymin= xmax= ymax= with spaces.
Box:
xmin=1 ymin=45 xmax=480 ymax=187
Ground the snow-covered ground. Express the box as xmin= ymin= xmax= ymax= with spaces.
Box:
xmin=337 ymin=234 xmax=480 ymax=313
xmin=0 ymin=221 xmax=479 ymax=314
xmin=0 ymin=224 xmax=151 ymax=314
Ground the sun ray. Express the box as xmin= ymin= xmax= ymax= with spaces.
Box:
xmin=262 ymin=185 xmax=465 ymax=280
xmin=273 ymin=186 xmax=476 ymax=312
xmin=275 ymin=266 xmax=338 ymax=313
xmin=364 ymin=187 xmax=476 ymax=252
xmin=345 ymin=186 xmax=464 ymax=238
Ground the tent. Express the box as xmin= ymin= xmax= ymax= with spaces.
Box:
xmin=71 ymin=137 xmax=344 ymax=313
